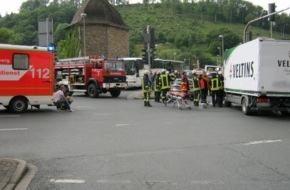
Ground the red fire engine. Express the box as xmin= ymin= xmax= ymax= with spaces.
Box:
xmin=55 ymin=56 xmax=127 ymax=98
xmin=0 ymin=44 xmax=55 ymax=113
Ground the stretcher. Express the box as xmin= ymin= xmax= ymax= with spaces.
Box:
xmin=164 ymin=91 xmax=192 ymax=110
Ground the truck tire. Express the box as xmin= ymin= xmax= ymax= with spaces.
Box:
xmin=110 ymin=89 xmax=121 ymax=97
xmin=9 ymin=97 xmax=28 ymax=113
xmin=88 ymin=84 xmax=99 ymax=98
xmin=224 ymin=100 xmax=231 ymax=107
xmin=241 ymin=98 xmax=251 ymax=115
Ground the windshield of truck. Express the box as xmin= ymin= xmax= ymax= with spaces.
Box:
xmin=105 ymin=60 xmax=124 ymax=71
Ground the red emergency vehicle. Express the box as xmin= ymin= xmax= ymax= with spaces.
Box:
xmin=55 ymin=56 xmax=127 ymax=98
xmin=0 ymin=44 xmax=55 ymax=113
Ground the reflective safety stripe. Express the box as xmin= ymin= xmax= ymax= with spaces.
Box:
xmin=160 ymin=74 xmax=170 ymax=89
xmin=192 ymin=77 xmax=200 ymax=91
xmin=154 ymin=76 xmax=161 ymax=92
xmin=211 ymin=78 xmax=219 ymax=91
xmin=181 ymin=82 xmax=187 ymax=91
xmin=142 ymin=77 xmax=150 ymax=92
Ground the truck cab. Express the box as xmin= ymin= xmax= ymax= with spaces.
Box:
xmin=55 ymin=56 xmax=127 ymax=98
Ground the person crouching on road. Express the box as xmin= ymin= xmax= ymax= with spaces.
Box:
xmin=53 ymin=84 xmax=73 ymax=112
xmin=142 ymin=70 xmax=152 ymax=107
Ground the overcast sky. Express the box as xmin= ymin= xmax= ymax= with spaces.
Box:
xmin=0 ymin=0 xmax=289 ymax=17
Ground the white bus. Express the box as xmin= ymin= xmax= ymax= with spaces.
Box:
xmin=153 ymin=59 xmax=185 ymax=73
xmin=121 ymin=57 xmax=144 ymax=88
xmin=120 ymin=57 xmax=185 ymax=88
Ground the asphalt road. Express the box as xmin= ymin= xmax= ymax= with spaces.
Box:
xmin=1 ymin=90 xmax=290 ymax=190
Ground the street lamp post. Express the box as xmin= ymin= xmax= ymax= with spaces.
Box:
xmin=81 ymin=13 xmax=87 ymax=57
xmin=218 ymin=35 xmax=224 ymax=65
xmin=217 ymin=47 xmax=221 ymax=65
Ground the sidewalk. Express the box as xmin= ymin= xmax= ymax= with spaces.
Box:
xmin=0 ymin=158 xmax=36 ymax=190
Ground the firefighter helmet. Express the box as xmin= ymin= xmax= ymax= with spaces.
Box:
xmin=144 ymin=70 xmax=149 ymax=75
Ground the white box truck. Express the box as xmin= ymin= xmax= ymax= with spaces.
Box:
xmin=223 ymin=37 xmax=290 ymax=115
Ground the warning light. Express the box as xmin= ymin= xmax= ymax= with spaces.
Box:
xmin=47 ymin=43 xmax=56 ymax=52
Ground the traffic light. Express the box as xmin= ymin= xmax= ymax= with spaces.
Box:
xmin=268 ymin=3 xmax=276 ymax=21
xmin=151 ymin=48 xmax=156 ymax=61
xmin=149 ymin=28 xmax=155 ymax=48
xmin=142 ymin=49 xmax=148 ymax=64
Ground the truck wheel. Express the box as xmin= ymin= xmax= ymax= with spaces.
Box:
xmin=281 ymin=111 xmax=290 ymax=116
xmin=110 ymin=89 xmax=121 ymax=97
xmin=88 ymin=84 xmax=99 ymax=98
xmin=9 ymin=97 xmax=28 ymax=113
xmin=224 ymin=100 xmax=231 ymax=107
xmin=241 ymin=98 xmax=250 ymax=115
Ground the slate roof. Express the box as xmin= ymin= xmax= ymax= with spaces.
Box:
xmin=69 ymin=0 xmax=128 ymax=30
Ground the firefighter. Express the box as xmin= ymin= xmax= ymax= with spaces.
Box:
xmin=169 ymin=70 xmax=177 ymax=85
xmin=160 ymin=69 xmax=171 ymax=102
xmin=181 ymin=71 xmax=190 ymax=95
xmin=153 ymin=70 xmax=162 ymax=102
xmin=199 ymin=71 xmax=210 ymax=105
xmin=209 ymin=72 xmax=219 ymax=107
xmin=192 ymin=71 xmax=201 ymax=106
xmin=217 ymin=71 xmax=224 ymax=107
xmin=142 ymin=70 xmax=152 ymax=107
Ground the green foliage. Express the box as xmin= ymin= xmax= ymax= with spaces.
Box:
xmin=0 ymin=0 xmax=290 ymax=65
xmin=56 ymin=28 xmax=80 ymax=58
xmin=0 ymin=27 xmax=13 ymax=43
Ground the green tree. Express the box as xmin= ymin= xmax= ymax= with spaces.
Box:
xmin=57 ymin=28 xmax=80 ymax=58
xmin=0 ymin=27 xmax=13 ymax=43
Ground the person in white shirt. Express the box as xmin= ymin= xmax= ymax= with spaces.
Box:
xmin=53 ymin=84 xmax=73 ymax=112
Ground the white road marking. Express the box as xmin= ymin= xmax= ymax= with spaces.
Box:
xmin=116 ymin=124 xmax=129 ymax=127
xmin=96 ymin=179 xmax=131 ymax=184
xmin=243 ymin=139 xmax=282 ymax=145
xmin=50 ymin=179 xmax=85 ymax=184
xmin=94 ymin=113 xmax=111 ymax=116
xmin=190 ymin=180 xmax=224 ymax=185
xmin=0 ymin=115 xmax=20 ymax=118
xmin=0 ymin=128 xmax=28 ymax=131
xmin=144 ymin=180 xmax=178 ymax=185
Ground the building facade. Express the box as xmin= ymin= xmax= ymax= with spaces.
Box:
xmin=68 ymin=0 xmax=129 ymax=57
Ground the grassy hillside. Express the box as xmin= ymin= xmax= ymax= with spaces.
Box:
xmin=116 ymin=4 xmax=290 ymax=67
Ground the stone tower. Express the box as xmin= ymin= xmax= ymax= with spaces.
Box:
xmin=69 ymin=0 xmax=129 ymax=57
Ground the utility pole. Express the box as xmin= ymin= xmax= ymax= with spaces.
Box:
xmin=146 ymin=25 xmax=151 ymax=69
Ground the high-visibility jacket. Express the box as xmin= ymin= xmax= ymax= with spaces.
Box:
xmin=192 ymin=76 xmax=200 ymax=91
xmin=210 ymin=77 xmax=220 ymax=91
xmin=199 ymin=76 xmax=209 ymax=89
xmin=153 ymin=74 xmax=161 ymax=92
xmin=142 ymin=75 xmax=151 ymax=93
xmin=181 ymin=74 xmax=189 ymax=94
xmin=160 ymin=74 xmax=171 ymax=90
xmin=218 ymin=76 xmax=224 ymax=90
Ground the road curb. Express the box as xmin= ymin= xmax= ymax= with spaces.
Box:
xmin=15 ymin=163 xmax=38 ymax=190
xmin=3 ymin=158 xmax=26 ymax=190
